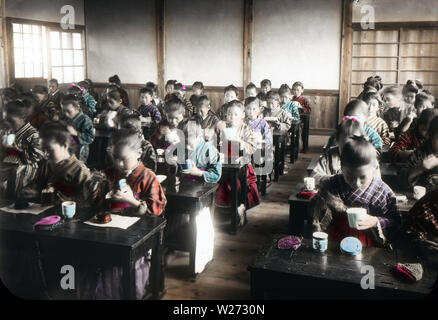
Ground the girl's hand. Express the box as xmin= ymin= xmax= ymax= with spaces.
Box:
xmin=216 ymin=121 xmax=226 ymax=131
xmin=422 ymin=155 xmax=438 ymax=171
xmin=67 ymin=125 xmax=78 ymax=136
xmin=21 ymin=187 xmax=39 ymax=199
xmin=111 ymin=185 xmax=138 ymax=205
xmin=356 ymin=214 xmax=379 ymax=230
xmin=182 ymin=165 xmax=203 ymax=177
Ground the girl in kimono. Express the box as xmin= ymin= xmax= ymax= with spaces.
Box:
xmin=310 ymin=136 xmax=399 ymax=247
xmin=292 ymin=81 xmax=311 ymax=114
xmin=278 ymin=85 xmax=301 ymax=121
xmin=216 ymin=100 xmax=260 ymax=223
xmin=263 ymin=91 xmax=293 ymax=133
xmin=29 ymin=85 xmax=60 ymax=129
xmin=193 ymin=95 xmax=220 ymax=141
xmin=98 ymin=88 xmax=133 ymax=130
xmin=0 ymin=100 xmax=45 ymax=199
xmin=21 ymin=121 xmax=91 ymax=205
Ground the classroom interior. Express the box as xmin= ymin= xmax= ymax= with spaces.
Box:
xmin=0 ymin=0 xmax=437 ymax=300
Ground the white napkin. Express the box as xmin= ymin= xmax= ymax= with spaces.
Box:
xmin=84 ymin=214 xmax=140 ymax=230
xmin=156 ymin=175 xmax=167 ymax=184
xmin=0 ymin=203 xmax=54 ymax=215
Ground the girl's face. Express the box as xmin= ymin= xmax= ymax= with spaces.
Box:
xmin=62 ymin=103 xmax=80 ymax=119
xmin=167 ymin=111 xmax=184 ymax=129
xmin=383 ymin=93 xmax=401 ymax=108
xmin=193 ymin=88 xmax=203 ymax=96
xmin=404 ymin=92 xmax=416 ymax=105
xmin=224 ymin=91 xmax=237 ymax=104
xmin=36 ymin=93 xmax=47 ymax=103
xmin=261 ymin=85 xmax=271 ymax=94
xmin=197 ymin=102 xmax=210 ymax=118
xmin=166 ymin=85 xmax=174 ymax=94
xmin=5 ymin=113 xmax=25 ymax=131
xmin=416 ymin=100 xmax=434 ymax=116
xmin=246 ymin=88 xmax=257 ymax=98
xmin=342 ymin=162 xmax=376 ymax=191
xmin=267 ymin=98 xmax=280 ymax=110
xmin=368 ymin=99 xmax=380 ymax=117
xmin=108 ymin=98 xmax=122 ymax=110
xmin=42 ymin=140 xmax=69 ymax=164
xmin=292 ymin=86 xmax=303 ymax=98
xmin=245 ymin=103 xmax=260 ymax=121
xmin=227 ymin=106 xmax=244 ymax=128
xmin=113 ymin=145 xmax=141 ymax=176
xmin=140 ymin=93 xmax=153 ymax=105
xmin=280 ymin=92 xmax=291 ymax=105
xmin=48 ymin=82 xmax=58 ymax=94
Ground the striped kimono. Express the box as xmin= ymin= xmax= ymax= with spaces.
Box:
xmin=1 ymin=122 xmax=44 ymax=196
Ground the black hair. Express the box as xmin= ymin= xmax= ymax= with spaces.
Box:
xmin=335 ymin=118 xmax=364 ymax=141
xmin=145 ymin=82 xmax=158 ymax=94
xmin=166 ymin=80 xmax=177 ymax=87
xmin=227 ymin=100 xmax=244 ymax=112
xmin=292 ymin=81 xmax=304 ymax=90
xmin=39 ymin=121 xmax=72 ymax=147
xmin=107 ymin=88 xmax=123 ymax=102
xmin=343 ymin=99 xmax=368 ymax=117
xmin=164 ymin=97 xmax=185 ymax=115
xmin=340 ymin=136 xmax=377 ymax=167
xmin=61 ymin=94 xmax=81 ymax=110
xmin=362 ymin=91 xmax=383 ymax=106
xmin=427 ymin=116 xmax=438 ymax=139
xmin=363 ymin=76 xmax=383 ymax=91
xmin=77 ymin=81 xmax=90 ymax=91
xmin=414 ymin=92 xmax=435 ymax=109
xmin=403 ymin=83 xmax=419 ymax=95
xmin=224 ymin=85 xmax=238 ymax=96
xmin=256 ymin=92 xmax=267 ymax=101
xmin=266 ymin=90 xmax=280 ymax=102
xmin=260 ymin=79 xmax=272 ymax=87
xmin=174 ymin=82 xmax=185 ymax=91
xmin=68 ymin=84 xmax=83 ymax=97
xmin=5 ymin=100 xmax=32 ymax=120
xmin=244 ymin=96 xmax=260 ymax=107
xmin=110 ymin=128 xmax=143 ymax=153
xmin=18 ymin=92 xmax=38 ymax=110
xmin=48 ymin=79 xmax=59 ymax=86
xmin=139 ymin=87 xmax=154 ymax=97
xmin=418 ymin=108 xmax=438 ymax=127
xmin=192 ymin=81 xmax=204 ymax=90
xmin=196 ymin=95 xmax=210 ymax=108
xmin=119 ymin=112 xmax=142 ymax=133
xmin=383 ymin=85 xmax=402 ymax=98
xmin=407 ymin=79 xmax=423 ymax=91
xmin=246 ymin=82 xmax=257 ymax=91
xmin=278 ymin=84 xmax=292 ymax=95
xmin=108 ymin=74 xmax=121 ymax=86
xmin=1 ymin=87 xmax=18 ymax=101
xmin=84 ymin=78 xmax=94 ymax=87
xmin=32 ymin=85 xmax=48 ymax=95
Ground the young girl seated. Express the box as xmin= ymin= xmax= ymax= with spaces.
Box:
xmin=180 ymin=123 xmax=222 ymax=183
xmin=390 ymin=108 xmax=438 ymax=163
xmin=119 ymin=113 xmax=158 ymax=172
xmin=164 ymin=79 xmax=177 ymax=101
xmin=263 ymin=91 xmax=293 ymax=133
xmin=382 ymin=86 xmax=409 ymax=135
xmin=61 ymin=94 xmax=95 ymax=163
xmin=216 ymin=100 xmax=259 ymax=222
xmin=260 ymin=79 xmax=272 ymax=95
xmin=145 ymin=81 xmax=165 ymax=117
xmin=405 ymin=117 xmax=438 ymax=190
xmin=310 ymin=136 xmax=399 ymax=247
xmin=363 ymin=91 xmax=391 ymax=146
xmin=245 ymin=82 xmax=257 ymax=98
xmin=312 ymin=118 xmax=383 ymax=185
xmin=193 ymin=95 xmax=220 ymax=133
xmin=217 ymin=85 xmax=239 ymax=121
xmin=48 ymin=79 xmax=64 ymax=108
xmin=108 ymin=74 xmax=130 ymax=107
xmin=278 ymin=85 xmax=300 ymax=121
xmin=21 ymin=122 xmax=91 ymax=205
xmin=399 ymin=92 xmax=435 ymax=135
xmin=173 ymin=82 xmax=193 ymax=117
xmin=29 ymin=85 xmax=60 ymax=129
xmin=189 ymin=81 xmax=204 ymax=111
xmin=138 ymin=87 xmax=162 ymax=123
xmin=77 ymin=81 xmax=98 ymax=116
xmin=292 ymin=81 xmax=311 ymax=113
xmin=0 ymin=100 xmax=44 ymax=198
xmin=397 ymin=82 xmax=421 ymax=136
xmin=98 ymin=88 xmax=133 ymax=130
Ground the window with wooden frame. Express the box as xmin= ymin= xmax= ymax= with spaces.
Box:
xmin=351 ymin=24 xmax=438 ymax=98
xmin=8 ymin=19 xmax=86 ymax=83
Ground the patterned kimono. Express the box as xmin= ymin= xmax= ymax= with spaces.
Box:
xmin=404 ymin=141 xmax=438 ymax=190
xmin=246 ymin=117 xmax=274 ymax=174
xmin=310 ymin=174 xmax=399 ymax=247
xmin=68 ymin=112 xmax=95 ymax=163
xmin=138 ymin=104 xmax=162 ymax=123
xmin=98 ymin=105 xmax=133 ymax=130
xmin=216 ymin=123 xmax=260 ymax=209
xmin=368 ymin=116 xmax=391 ymax=146
xmin=28 ymin=98 xmax=59 ymax=130
xmin=48 ymin=90 xmax=64 ymax=108
xmin=186 ymin=140 xmax=222 ymax=183
xmin=293 ymin=96 xmax=311 ymax=113
xmin=390 ymin=128 xmax=424 ymax=161
xmin=82 ymin=93 xmax=97 ymax=115
xmin=217 ymin=103 xmax=228 ymax=121
xmin=0 ymin=122 xmax=44 ymax=196
xmin=193 ymin=111 xmax=220 ymax=130
xmin=263 ymin=107 xmax=293 ymax=133
xmin=312 ymin=146 xmax=381 ymax=185
xmin=326 ymin=125 xmax=382 ymax=152
xmin=282 ymin=101 xmax=301 ymax=121
xmin=141 ymin=138 xmax=158 ymax=172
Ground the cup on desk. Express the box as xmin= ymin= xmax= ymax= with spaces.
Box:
xmin=6 ymin=134 xmax=15 ymax=145
xmin=413 ymin=186 xmax=426 ymax=200
xmin=304 ymin=177 xmax=315 ymax=191
xmin=312 ymin=232 xmax=328 ymax=253
xmin=347 ymin=207 xmax=367 ymax=229
xmin=61 ymin=201 xmax=76 ymax=219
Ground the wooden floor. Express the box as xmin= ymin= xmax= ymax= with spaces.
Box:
xmin=162 ymin=135 xmax=328 ymax=300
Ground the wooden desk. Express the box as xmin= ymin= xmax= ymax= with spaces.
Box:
xmin=221 ymin=162 xmax=248 ymax=235
xmin=288 ymin=183 xmax=416 ymax=237
xmin=288 ymin=120 xmax=301 ymax=164
xmin=300 ymin=113 xmax=310 ymax=153
xmin=164 ymin=180 xmax=218 ymax=277
xmin=253 ymin=142 xmax=269 ymax=196
xmin=248 ymin=235 xmax=437 ymax=299
xmin=0 ymin=205 xmax=166 ymax=300
xmin=273 ymin=131 xmax=287 ymax=181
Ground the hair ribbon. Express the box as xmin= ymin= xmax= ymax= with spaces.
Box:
xmin=343 ymin=116 xmax=359 ymax=122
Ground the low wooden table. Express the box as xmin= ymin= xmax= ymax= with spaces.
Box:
xmin=248 ymin=234 xmax=437 ymax=299
xmin=164 ymin=180 xmax=218 ymax=277
xmin=0 ymin=204 xmax=166 ymax=300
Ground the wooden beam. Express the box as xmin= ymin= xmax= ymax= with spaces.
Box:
xmin=156 ymin=0 xmax=165 ymax=97
xmin=338 ymin=0 xmax=353 ymax=122
xmin=0 ymin=0 xmax=9 ymax=87
xmin=243 ymin=0 xmax=254 ymax=95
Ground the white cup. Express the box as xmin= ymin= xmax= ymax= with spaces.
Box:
xmin=304 ymin=177 xmax=315 ymax=190
xmin=347 ymin=207 xmax=367 ymax=229
xmin=156 ymin=148 xmax=165 ymax=156
xmin=413 ymin=186 xmax=426 ymax=200
xmin=6 ymin=134 xmax=15 ymax=145
xmin=62 ymin=201 xmax=76 ymax=219
xmin=312 ymin=232 xmax=328 ymax=253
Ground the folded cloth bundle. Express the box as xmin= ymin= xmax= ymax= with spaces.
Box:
xmin=277 ymin=235 xmax=302 ymax=250
xmin=297 ymin=191 xmax=317 ymax=199
xmin=392 ymin=263 xmax=423 ymax=282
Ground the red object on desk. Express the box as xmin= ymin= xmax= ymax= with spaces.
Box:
xmin=297 ymin=190 xmax=317 ymax=199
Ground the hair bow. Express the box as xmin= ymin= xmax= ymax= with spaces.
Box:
xmin=70 ymin=84 xmax=84 ymax=91
xmin=343 ymin=116 xmax=359 ymax=122
xmin=182 ymin=84 xmax=187 ymax=90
